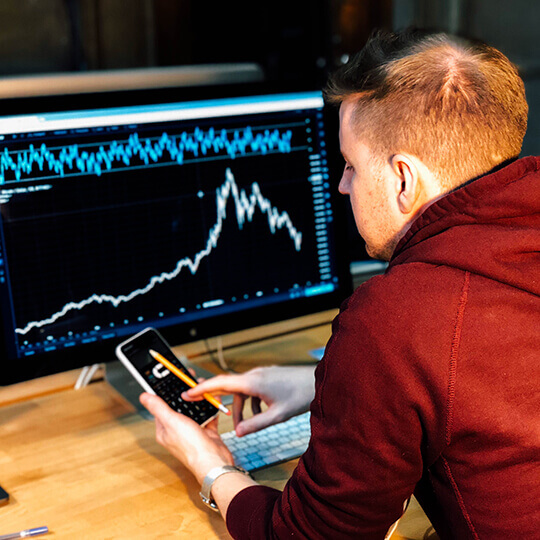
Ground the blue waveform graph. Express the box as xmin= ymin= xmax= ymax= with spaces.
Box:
xmin=15 ymin=167 xmax=303 ymax=336
xmin=0 ymin=126 xmax=294 ymax=184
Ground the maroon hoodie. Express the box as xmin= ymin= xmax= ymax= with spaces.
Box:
xmin=226 ymin=156 xmax=540 ymax=539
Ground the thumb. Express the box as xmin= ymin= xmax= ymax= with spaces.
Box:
xmin=236 ymin=409 xmax=279 ymax=437
xmin=140 ymin=392 xmax=174 ymax=423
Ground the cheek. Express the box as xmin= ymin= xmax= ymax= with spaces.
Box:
xmin=350 ymin=185 xmax=381 ymax=237
xmin=349 ymin=187 xmax=371 ymax=230
xmin=350 ymin=181 xmax=372 ymax=214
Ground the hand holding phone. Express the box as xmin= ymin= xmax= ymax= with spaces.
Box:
xmin=115 ymin=327 xmax=219 ymax=426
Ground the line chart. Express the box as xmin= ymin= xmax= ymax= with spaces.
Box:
xmin=0 ymin=126 xmax=293 ymax=184
xmin=15 ymin=167 xmax=303 ymax=335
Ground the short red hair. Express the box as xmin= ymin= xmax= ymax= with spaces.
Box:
xmin=325 ymin=30 xmax=528 ymax=189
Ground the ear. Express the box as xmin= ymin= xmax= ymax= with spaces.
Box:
xmin=390 ymin=153 xmax=421 ymax=215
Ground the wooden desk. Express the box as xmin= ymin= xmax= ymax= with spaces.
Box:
xmin=0 ymin=322 xmax=438 ymax=539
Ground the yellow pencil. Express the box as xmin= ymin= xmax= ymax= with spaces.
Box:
xmin=148 ymin=349 xmax=230 ymax=415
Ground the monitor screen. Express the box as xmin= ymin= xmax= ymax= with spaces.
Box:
xmin=0 ymin=89 xmax=352 ymax=384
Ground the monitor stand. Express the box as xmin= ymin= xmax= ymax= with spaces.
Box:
xmin=104 ymin=358 xmax=218 ymax=420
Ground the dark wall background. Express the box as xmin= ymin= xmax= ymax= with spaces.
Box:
xmin=0 ymin=1 xmax=391 ymax=85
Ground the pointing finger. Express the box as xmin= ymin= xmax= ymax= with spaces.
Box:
xmin=184 ymin=374 xmax=252 ymax=399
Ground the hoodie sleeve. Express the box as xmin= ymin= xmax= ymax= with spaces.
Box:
xmin=226 ymin=270 xmax=455 ymax=539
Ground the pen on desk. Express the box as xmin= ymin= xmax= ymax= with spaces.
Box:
xmin=148 ymin=349 xmax=231 ymax=416
xmin=0 ymin=526 xmax=48 ymax=539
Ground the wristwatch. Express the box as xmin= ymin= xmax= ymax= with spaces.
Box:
xmin=199 ymin=465 xmax=251 ymax=512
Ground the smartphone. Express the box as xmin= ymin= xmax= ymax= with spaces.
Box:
xmin=115 ymin=327 xmax=218 ymax=426
xmin=0 ymin=484 xmax=9 ymax=506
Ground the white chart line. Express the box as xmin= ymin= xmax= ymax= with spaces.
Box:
xmin=15 ymin=168 xmax=302 ymax=335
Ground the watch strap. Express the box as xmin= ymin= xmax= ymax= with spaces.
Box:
xmin=199 ymin=465 xmax=251 ymax=512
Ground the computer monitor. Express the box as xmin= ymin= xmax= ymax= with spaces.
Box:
xmin=0 ymin=87 xmax=353 ymax=385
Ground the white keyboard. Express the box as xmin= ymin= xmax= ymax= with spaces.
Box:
xmin=221 ymin=412 xmax=311 ymax=472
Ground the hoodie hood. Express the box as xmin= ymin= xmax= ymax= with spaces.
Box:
xmin=390 ymin=156 xmax=540 ymax=296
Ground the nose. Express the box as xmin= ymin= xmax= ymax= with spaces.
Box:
xmin=338 ymin=168 xmax=350 ymax=195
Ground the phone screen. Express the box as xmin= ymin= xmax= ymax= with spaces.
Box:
xmin=117 ymin=328 xmax=218 ymax=425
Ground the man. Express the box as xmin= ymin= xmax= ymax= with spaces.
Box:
xmin=141 ymin=29 xmax=540 ymax=539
